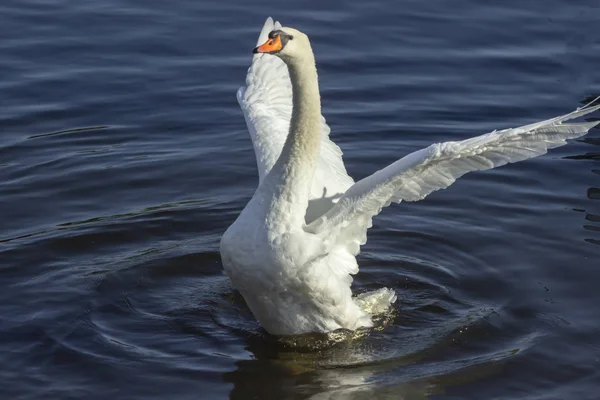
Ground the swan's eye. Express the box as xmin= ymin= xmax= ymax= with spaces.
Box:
xmin=289 ymin=35 xmax=294 ymax=40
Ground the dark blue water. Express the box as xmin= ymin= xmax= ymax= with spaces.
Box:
xmin=1 ymin=0 xmax=599 ymax=398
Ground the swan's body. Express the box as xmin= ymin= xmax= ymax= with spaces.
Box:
xmin=220 ymin=17 xmax=600 ymax=335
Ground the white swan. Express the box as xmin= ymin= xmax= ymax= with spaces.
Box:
xmin=220 ymin=17 xmax=600 ymax=335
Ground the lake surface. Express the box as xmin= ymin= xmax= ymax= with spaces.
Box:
xmin=1 ymin=0 xmax=599 ymax=399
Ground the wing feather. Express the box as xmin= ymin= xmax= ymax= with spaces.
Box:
xmin=307 ymin=101 xmax=600 ymax=263
xmin=238 ymin=18 xmax=354 ymax=221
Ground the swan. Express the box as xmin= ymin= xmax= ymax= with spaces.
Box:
xmin=220 ymin=17 xmax=600 ymax=335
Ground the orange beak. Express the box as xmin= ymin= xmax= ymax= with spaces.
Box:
xmin=253 ymin=35 xmax=283 ymax=54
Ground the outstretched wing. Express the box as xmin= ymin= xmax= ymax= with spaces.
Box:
xmin=307 ymin=100 xmax=600 ymax=267
xmin=237 ymin=17 xmax=354 ymax=221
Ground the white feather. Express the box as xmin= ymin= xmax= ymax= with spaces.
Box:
xmin=237 ymin=17 xmax=354 ymax=222
xmin=222 ymin=17 xmax=600 ymax=335
xmin=306 ymin=101 xmax=600 ymax=261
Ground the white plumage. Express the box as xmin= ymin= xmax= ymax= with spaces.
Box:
xmin=237 ymin=19 xmax=354 ymax=223
xmin=220 ymin=17 xmax=600 ymax=335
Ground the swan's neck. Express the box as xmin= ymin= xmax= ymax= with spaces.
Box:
xmin=267 ymin=51 xmax=321 ymax=227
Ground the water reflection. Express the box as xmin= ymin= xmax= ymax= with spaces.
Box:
xmin=219 ymin=254 xmax=530 ymax=399
xmin=223 ymin=312 xmax=521 ymax=399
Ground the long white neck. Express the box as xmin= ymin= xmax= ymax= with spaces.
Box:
xmin=265 ymin=47 xmax=321 ymax=227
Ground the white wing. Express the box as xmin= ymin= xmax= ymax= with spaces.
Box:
xmin=237 ymin=17 xmax=354 ymax=222
xmin=306 ymin=101 xmax=600 ymax=270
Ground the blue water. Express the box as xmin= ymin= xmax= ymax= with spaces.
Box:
xmin=1 ymin=0 xmax=599 ymax=399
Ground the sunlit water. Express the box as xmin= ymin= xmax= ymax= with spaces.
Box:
xmin=1 ymin=0 xmax=599 ymax=399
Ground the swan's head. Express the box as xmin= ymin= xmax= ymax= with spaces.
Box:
xmin=252 ymin=27 xmax=310 ymax=62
